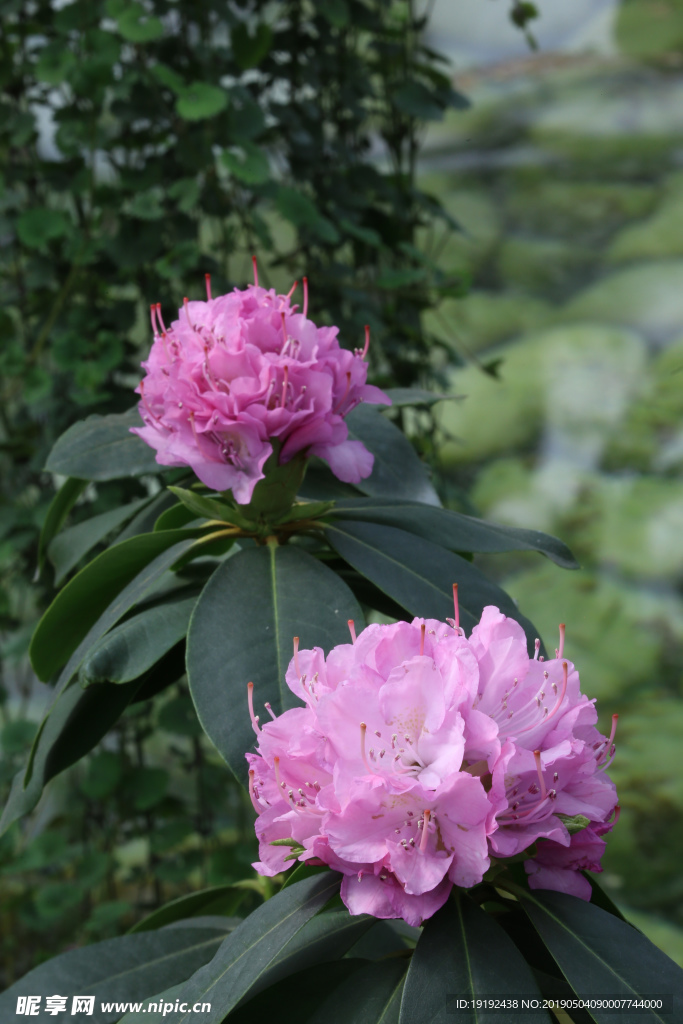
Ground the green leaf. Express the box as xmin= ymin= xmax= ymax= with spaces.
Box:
xmin=555 ymin=813 xmax=591 ymax=835
xmin=30 ymin=531 xmax=196 ymax=685
xmin=235 ymin=909 xmax=374 ymax=1008
xmin=392 ymin=79 xmax=444 ymax=121
xmin=187 ymin=545 xmax=362 ymax=781
xmin=0 ymin=925 xmax=230 ymax=1022
xmin=380 ymin=388 xmax=453 ymax=408
xmin=37 ymin=477 xmax=88 ymax=576
xmin=151 ymin=62 xmax=185 ymax=93
xmin=16 ymin=208 xmax=70 ymax=250
xmin=49 ymin=496 xmax=151 ymax=584
xmin=310 ymin=957 xmax=407 ymax=1024
xmin=375 ymin=267 xmax=427 ymax=289
xmin=35 ymin=42 xmax=77 ymax=84
xmin=79 ymin=589 xmax=198 ymax=686
xmin=232 ymin=22 xmax=274 ymax=69
xmin=330 ymin=498 xmax=578 ymax=568
xmin=130 ymin=886 xmax=248 ymax=934
xmin=324 ymin=520 xmax=540 ymax=647
xmin=167 ymin=486 xmax=246 ymax=526
xmin=154 ymin=503 xmax=200 ymax=532
xmin=156 ymin=873 xmax=342 ymax=1023
xmin=220 ymin=143 xmax=270 ymax=185
xmin=275 ymin=187 xmax=340 ymax=244
xmin=115 ymin=2 xmax=164 ymax=42
xmin=319 ymin=0 xmax=350 ymax=28
xmin=345 ymin=405 xmax=440 ymax=507
xmin=176 ymin=83 xmax=228 ymax=121
xmin=280 ymin=861 xmax=331 ymax=890
xmin=0 ymin=679 xmax=140 ymax=835
xmin=399 ymin=894 xmax=549 ymax=1024
xmin=45 ymin=408 xmax=159 ymax=481
xmin=518 ymin=889 xmax=683 ymax=1023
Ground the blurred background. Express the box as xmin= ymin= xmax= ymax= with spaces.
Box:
xmin=2 ymin=0 xmax=683 ymax=980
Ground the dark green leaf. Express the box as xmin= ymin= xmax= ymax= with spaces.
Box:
xmin=187 ymin=545 xmax=362 ymax=781
xmin=49 ymin=496 xmax=151 ymax=584
xmin=79 ymin=589 xmax=200 ymax=684
xmin=167 ymin=486 xmax=246 ymax=526
xmin=518 ymin=889 xmax=683 ymax=1023
xmin=221 ymin=143 xmax=270 ymax=185
xmin=155 ymin=873 xmax=341 ymax=1023
xmin=45 ymin=408 xmax=159 ymax=481
xmin=0 ymin=925 xmax=229 ymax=1024
xmin=345 ymin=405 xmax=440 ymax=507
xmin=236 ymin=909 xmax=374 ymax=1007
xmin=275 ymin=187 xmax=340 ymax=243
xmin=324 ymin=520 xmax=541 ymax=649
xmin=392 ymin=80 xmax=444 ymax=121
xmin=220 ymin=961 xmax=366 ymax=1024
xmin=115 ymin=2 xmax=164 ymax=42
xmin=154 ymin=503 xmax=200 ymax=532
xmin=375 ymin=267 xmax=427 ymax=289
xmin=232 ymin=22 xmax=274 ymax=69
xmin=319 ymin=0 xmax=350 ymax=28
xmin=330 ymin=498 xmax=578 ymax=568
xmin=310 ymin=957 xmax=407 ymax=1024
xmin=399 ymin=894 xmax=549 ymax=1024
xmin=17 ymin=208 xmax=70 ymax=249
xmin=30 ymin=532 xmax=196 ymax=684
xmin=0 ymin=680 xmax=140 ymax=835
xmin=37 ymin=477 xmax=88 ymax=575
xmin=130 ymin=886 xmax=248 ymax=933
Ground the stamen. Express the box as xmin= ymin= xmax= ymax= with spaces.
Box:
xmin=280 ymin=365 xmax=289 ymax=408
xmin=183 ymin=296 xmax=194 ymax=329
xmin=188 ymin=411 xmax=199 ymax=444
xmin=155 ymin=303 xmax=167 ymax=333
xmin=612 ymin=804 xmax=621 ymax=825
xmin=150 ymin=303 xmax=159 ymax=337
xmin=348 ymin=619 xmax=356 ymax=644
xmin=293 ymin=636 xmax=301 ymax=679
xmin=302 ymin=276 xmax=308 ymax=317
xmin=252 ymin=254 xmax=259 ymax=287
xmin=273 ymin=756 xmax=283 ymax=789
xmin=556 ymin=623 xmax=565 ymax=660
xmin=453 ymin=583 xmax=459 ymax=631
xmin=362 ymin=324 xmax=370 ymax=359
xmin=533 ymin=749 xmax=547 ymax=799
xmin=205 ymin=273 xmax=212 ymax=300
xmin=360 ymin=722 xmax=373 ymax=773
xmin=138 ymin=379 xmax=161 ymax=423
xmin=333 ymin=372 xmax=352 ymax=415
xmin=533 ymin=638 xmax=540 ymax=660
xmin=419 ymin=809 xmax=431 ymax=853
xmin=247 ymin=681 xmax=261 ymax=733
xmin=264 ymin=702 xmax=277 ymax=720
xmin=287 ymin=279 xmax=298 ymax=299
xmin=420 ymin=622 xmax=425 ymax=656
xmin=281 ymin=312 xmax=288 ymax=349
xmin=248 ymin=769 xmax=261 ymax=812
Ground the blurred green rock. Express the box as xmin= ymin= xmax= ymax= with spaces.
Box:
xmin=616 ymin=0 xmax=683 ymax=60
xmin=423 ymin=291 xmax=552 ymax=355
xmin=608 ymin=175 xmax=683 ymax=263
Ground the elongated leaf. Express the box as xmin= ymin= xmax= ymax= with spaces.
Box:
xmin=324 ymin=520 xmax=540 ymax=650
xmin=213 ymin=961 xmax=366 ymax=1024
xmin=130 ymin=885 xmax=249 ymax=933
xmin=236 ymin=909 xmax=374 ymax=1007
xmin=298 ymin=462 xmax=364 ymax=501
xmin=119 ymin=488 xmax=183 ymax=540
xmin=30 ymin=531 xmax=196 ymax=685
xmin=49 ymin=496 xmax=151 ymax=584
xmin=168 ymin=485 xmax=246 ymax=525
xmin=155 ymin=872 xmax=342 ymax=1023
xmin=187 ymin=544 xmax=362 ymax=780
xmin=331 ymin=499 xmax=578 ymax=569
xmin=0 ymin=680 xmax=140 ymax=835
xmin=45 ymin=407 xmax=159 ymax=480
xmin=37 ymin=477 xmax=87 ymax=575
xmin=381 ymin=388 xmax=455 ymax=408
xmin=79 ymin=590 xmax=199 ymax=686
xmin=0 ymin=925 xmax=229 ymax=1024
xmin=518 ymin=889 xmax=683 ymax=1023
xmin=346 ymin=405 xmax=440 ymax=506
xmin=310 ymin=958 xmax=408 ymax=1024
xmin=154 ymin=502 xmax=201 ymax=531
xmin=399 ymin=895 xmax=549 ymax=1024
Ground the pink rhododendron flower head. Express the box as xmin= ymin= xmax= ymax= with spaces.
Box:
xmin=132 ymin=266 xmax=389 ymax=504
xmin=245 ymin=601 xmax=618 ymax=926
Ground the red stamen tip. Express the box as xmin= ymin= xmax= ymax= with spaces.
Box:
xmin=348 ymin=619 xmax=357 ymax=644
xmin=205 ymin=273 xmax=212 ymax=300
xmin=453 ymin=583 xmax=460 ymax=631
xmin=362 ymin=324 xmax=370 ymax=359
xmin=302 ymin=276 xmax=308 ymax=317
xmin=252 ymin=255 xmax=259 ymax=287
xmin=420 ymin=621 xmax=425 ymax=657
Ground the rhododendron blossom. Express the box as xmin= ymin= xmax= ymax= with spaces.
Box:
xmin=245 ymin=599 xmax=618 ymax=926
xmin=132 ymin=270 xmax=389 ymax=503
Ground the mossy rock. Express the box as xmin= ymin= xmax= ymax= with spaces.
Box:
xmin=497 ymin=235 xmax=595 ymax=299
xmin=563 ymin=261 xmax=683 ymax=344
xmin=608 ymin=189 xmax=683 ymax=263
xmin=422 ymin=291 xmax=552 ymax=356
xmin=503 ymin=562 xmax=661 ymax=703
xmin=505 ymin=179 xmax=658 ymax=244
xmin=616 ymin=0 xmax=683 ymax=60
xmin=437 ymin=324 xmax=647 ymax=465
xmin=418 ymin=188 xmax=501 ymax=274
xmin=584 ymin=476 xmax=683 ymax=580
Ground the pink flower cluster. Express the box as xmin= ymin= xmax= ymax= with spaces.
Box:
xmin=132 ymin=274 xmax=389 ymax=503
xmin=246 ymin=604 xmax=618 ymax=926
